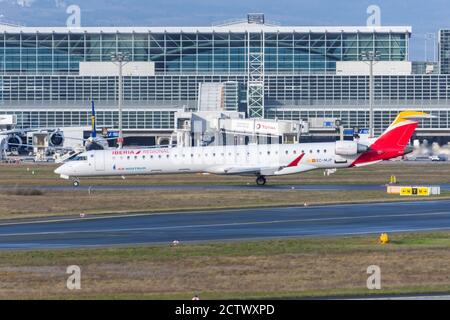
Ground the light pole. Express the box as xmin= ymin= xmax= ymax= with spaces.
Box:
xmin=111 ymin=52 xmax=129 ymax=149
xmin=361 ymin=51 xmax=380 ymax=138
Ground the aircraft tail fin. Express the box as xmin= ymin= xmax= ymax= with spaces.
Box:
xmin=352 ymin=111 xmax=431 ymax=166
xmin=370 ymin=110 xmax=431 ymax=151
xmin=91 ymin=100 xmax=97 ymax=138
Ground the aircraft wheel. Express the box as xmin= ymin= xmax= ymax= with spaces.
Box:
xmin=256 ymin=176 xmax=267 ymax=186
xmin=73 ymin=180 xmax=80 ymax=187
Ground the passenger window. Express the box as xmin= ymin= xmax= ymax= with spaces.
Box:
xmin=324 ymin=150 xmax=327 ymax=153
xmin=127 ymin=156 xmax=130 ymax=160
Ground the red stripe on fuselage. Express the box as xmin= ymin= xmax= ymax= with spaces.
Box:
xmin=351 ymin=122 xmax=418 ymax=166
xmin=287 ymin=153 xmax=305 ymax=167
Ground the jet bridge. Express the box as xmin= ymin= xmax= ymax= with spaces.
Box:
xmin=173 ymin=111 xmax=305 ymax=147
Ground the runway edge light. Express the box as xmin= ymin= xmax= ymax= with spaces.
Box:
xmin=379 ymin=233 xmax=390 ymax=245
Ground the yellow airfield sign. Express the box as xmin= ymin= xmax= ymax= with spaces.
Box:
xmin=400 ymin=187 xmax=430 ymax=196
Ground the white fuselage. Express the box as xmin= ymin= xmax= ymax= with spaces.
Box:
xmin=55 ymin=142 xmax=363 ymax=180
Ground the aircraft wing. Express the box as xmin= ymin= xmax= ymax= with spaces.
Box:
xmin=0 ymin=129 xmax=27 ymax=135
xmin=7 ymin=142 xmax=72 ymax=151
xmin=64 ymin=136 xmax=117 ymax=142
xmin=206 ymin=165 xmax=281 ymax=176
xmin=1 ymin=128 xmax=60 ymax=135
xmin=64 ymin=137 xmax=85 ymax=141
xmin=205 ymin=153 xmax=309 ymax=176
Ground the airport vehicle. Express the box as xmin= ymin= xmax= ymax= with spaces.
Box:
xmin=429 ymin=155 xmax=447 ymax=162
xmin=55 ymin=111 xmax=430 ymax=186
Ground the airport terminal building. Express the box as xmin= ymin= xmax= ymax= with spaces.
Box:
xmin=1 ymin=14 xmax=450 ymax=145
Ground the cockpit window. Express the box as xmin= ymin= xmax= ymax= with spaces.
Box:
xmin=69 ymin=155 xmax=87 ymax=161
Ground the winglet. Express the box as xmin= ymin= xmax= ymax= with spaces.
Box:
xmin=389 ymin=110 xmax=432 ymax=129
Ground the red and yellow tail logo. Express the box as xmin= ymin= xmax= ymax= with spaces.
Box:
xmin=377 ymin=111 xmax=431 ymax=149
xmin=352 ymin=110 xmax=431 ymax=166
xmin=388 ymin=111 xmax=431 ymax=131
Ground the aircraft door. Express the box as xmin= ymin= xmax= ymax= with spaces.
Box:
xmin=95 ymin=151 xmax=105 ymax=171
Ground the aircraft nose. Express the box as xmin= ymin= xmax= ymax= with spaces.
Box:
xmin=54 ymin=165 xmax=66 ymax=175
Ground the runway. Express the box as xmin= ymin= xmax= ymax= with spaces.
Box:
xmin=1 ymin=200 xmax=450 ymax=250
xmin=2 ymin=183 xmax=450 ymax=192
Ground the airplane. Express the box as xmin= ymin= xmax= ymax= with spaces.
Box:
xmin=0 ymin=127 xmax=66 ymax=154
xmin=64 ymin=100 xmax=114 ymax=152
xmin=1 ymin=112 xmax=66 ymax=154
xmin=54 ymin=111 xmax=431 ymax=187
xmin=1 ymin=101 xmax=119 ymax=163
xmin=1 ymin=101 xmax=112 ymax=162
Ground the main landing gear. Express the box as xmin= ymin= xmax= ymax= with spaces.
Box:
xmin=256 ymin=175 xmax=267 ymax=186
xmin=72 ymin=179 xmax=80 ymax=187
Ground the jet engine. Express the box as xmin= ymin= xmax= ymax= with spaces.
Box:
xmin=6 ymin=134 xmax=23 ymax=149
xmin=335 ymin=140 xmax=369 ymax=156
xmin=49 ymin=131 xmax=64 ymax=147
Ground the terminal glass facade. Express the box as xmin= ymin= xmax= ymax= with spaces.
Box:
xmin=0 ymin=31 xmax=408 ymax=75
xmin=2 ymin=75 xmax=450 ymax=104
xmin=0 ymin=110 xmax=175 ymax=130
xmin=1 ymin=73 xmax=450 ymax=134
xmin=2 ymin=23 xmax=450 ymax=137
xmin=440 ymin=29 xmax=450 ymax=74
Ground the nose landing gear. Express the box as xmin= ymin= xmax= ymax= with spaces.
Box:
xmin=72 ymin=179 xmax=80 ymax=187
xmin=256 ymin=175 xmax=267 ymax=186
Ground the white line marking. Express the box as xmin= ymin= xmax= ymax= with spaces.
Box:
xmin=3 ymin=227 xmax=450 ymax=250
xmin=0 ymin=199 xmax=449 ymax=227
xmin=1 ymin=211 xmax=450 ymax=238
